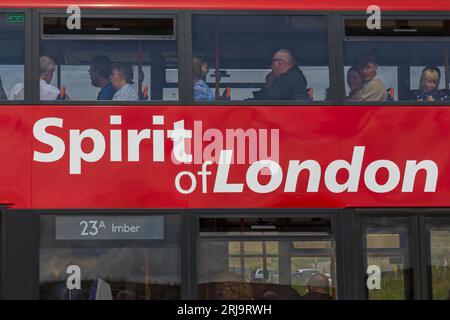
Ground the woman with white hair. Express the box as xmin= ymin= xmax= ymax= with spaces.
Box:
xmin=38 ymin=55 xmax=60 ymax=100
xmin=110 ymin=62 xmax=138 ymax=101
xmin=10 ymin=55 xmax=60 ymax=100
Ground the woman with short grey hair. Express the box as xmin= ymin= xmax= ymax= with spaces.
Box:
xmin=110 ymin=62 xmax=138 ymax=101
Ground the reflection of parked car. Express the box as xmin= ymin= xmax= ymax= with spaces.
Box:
xmin=252 ymin=269 xmax=279 ymax=282
xmin=292 ymin=269 xmax=320 ymax=285
xmin=293 ymin=269 xmax=332 ymax=286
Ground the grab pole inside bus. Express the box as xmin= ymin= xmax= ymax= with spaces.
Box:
xmin=214 ymin=16 xmax=221 ymax=99
xmin=57 ymin=42 xmax=62 ymax=92
xmin=445 ymin=21 xmax=449 ymax=90
xmin=137 ymin=40 xmax=143 ymax=97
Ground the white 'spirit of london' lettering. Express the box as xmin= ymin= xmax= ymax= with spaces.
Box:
xmin=33 ymin=115 xmax=278 ymax=174
xmin=32 ymin=115 xmax=439 ymax=195
xmin=208 ymin=149 xmax=437 ymax=194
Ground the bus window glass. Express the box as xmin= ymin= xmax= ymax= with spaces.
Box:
xmin=0 ymin=13 xmax=25 ymax=101
xmin=344 ymin=19 xmax=450 ymax=103
xmin=39 ymin=17 xmax=178 ymax=102
xmin=362 ymin=217 xmax=414 ymax=300
xmin=192 ymin=15 xmax=330 ymax=102
xmin=198 ymin=217 xmax=337 ymax=300
xmin=426 ymin=218 xmax=450 ymax=300
xmin=39 ymin=215 xmax=181 ymax=300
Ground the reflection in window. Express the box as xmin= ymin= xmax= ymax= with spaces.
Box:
xmin=428 ymin=227 xmax=450 ymax=300
xmin=363 ymin=218 xmax=413 ymax=300
xmin=40 ymin=247 xmax=181 ymax=300
xmin=198 ymin=239 xmax=336 ymax=300
xmin=39 ymin=215 xmax=181 ymax=300
xmin=0 ymin=13 xmax=24 ymax=101
xmin=198 ymin=217 xmax=337 ymax=300
xmin=192 ymin=15 xmax=330 ymax=102
xmin=39 ymin=17 xmax=178 ymax=101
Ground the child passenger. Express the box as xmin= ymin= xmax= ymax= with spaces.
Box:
xmin=413 ymin=66 xmax=442 ymax=102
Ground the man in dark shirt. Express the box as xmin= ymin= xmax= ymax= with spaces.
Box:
xmin=89 ymin=55 xmax=116 ymax=100
xmin=252 ymin=49 xmax=309 ymax=100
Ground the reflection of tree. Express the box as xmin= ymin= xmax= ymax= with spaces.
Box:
xmin=431 ymin=266 xmax=450 ymax=300
xmin=200 ymin=281 xmax=254 ymax=300
xmin=40 ymin=280 xmax=93 ymax=300
xmin=108 ymin=280 xmax=180 ymax=300
xmin=198 ymin=280 xmax=302 ymax=300
xmin=367 ymin=272 xmax=406 ymax=300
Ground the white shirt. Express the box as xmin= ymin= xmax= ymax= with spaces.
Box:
xmin=10 ymin=79 xmax=60 ymax=100
xmin=112 ymin=84 xmax=138 ymax=101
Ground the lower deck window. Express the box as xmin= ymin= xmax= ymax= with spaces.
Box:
xmin=39 ymin=214 xmax=181 ymax=300
xmin=197 ymin=217 xmax=337 ymax=300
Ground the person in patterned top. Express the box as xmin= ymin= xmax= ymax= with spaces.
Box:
xmin=111 ymin=62 xmax=138 ymax=101
xmin=193 ymin=57 xmax=214 ymax=101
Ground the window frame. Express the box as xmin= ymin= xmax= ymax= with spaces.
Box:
xmin=188 ymin=10 xmax=338 ymax=106
xmin=5 ymin=9 xmax=450 ymax=106
xmin=190 ymin=209 xmax=343 ymax=299
xmin=34 ymin=208 xmax=187 ymax=300
xmin=0 ymin=9 xmax=31 ymax=105
xmin=341 ymin=11 xmax=450 ymax=106
xmin=33 ymin=9 xmax=186 ymax=106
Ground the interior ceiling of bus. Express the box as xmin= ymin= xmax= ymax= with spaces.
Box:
xmin=41 ymin=41 xmax=178 ymax=66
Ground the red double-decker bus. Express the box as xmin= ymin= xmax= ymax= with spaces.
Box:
xmin=1 ymin=0 xmax=450 ymax=300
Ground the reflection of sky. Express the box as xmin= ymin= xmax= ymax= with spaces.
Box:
xmin=0 ymin=65 xmax=23 ymax=99
xmin=40 ymin=247 xmax=181 ymax=285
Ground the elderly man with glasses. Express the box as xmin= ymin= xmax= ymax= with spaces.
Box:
xmin=251 ymin=49 xmax=309 ymax=101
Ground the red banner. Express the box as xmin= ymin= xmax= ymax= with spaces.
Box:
xmin=0 ymin=106 xmax=448 ymax=209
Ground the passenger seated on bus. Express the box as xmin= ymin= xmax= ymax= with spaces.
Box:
xmin=89 ymin=55 xmax=116 ymax=100
xmin=10 ymin=80 xmax=24 ymax=100
xmin=110 ymin=62 xmax=138 ymax=101
xmin=302 ymin=273 xmax=333 ymax=300
xmin=193 ymin=57 xmax=214 ymax=101
xmin=11 ymin=56 xmax=60 ymax=100
xmin=346 ymin=66 xmax=364 ymax=101
xmin=411 ymin=66 xmax=445 ymax=101
xmin=356 ymin=53 xmax=387 ymax=102
xmin=251 ymin=49 xmax=308 ymax=100
xmin=0 ymin=77 xmax=7 ymax=100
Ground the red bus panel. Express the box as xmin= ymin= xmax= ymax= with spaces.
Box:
xmin=1 ymin=106 xmax=448 ymax=209
xmin=1 ymin=0 xmax=450 ymax=11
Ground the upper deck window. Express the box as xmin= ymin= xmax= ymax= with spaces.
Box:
xmin=343 ymin=18 xmax=450 ymax=103
xmin=38 ymin=15 xmax=178 ymax=102
xmin=191 ymin=15 xmax=330 ymax=103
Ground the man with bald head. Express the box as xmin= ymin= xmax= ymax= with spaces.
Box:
xmin=252 ymin=49 xmax=308 ymax=100
xmin=302 ymin=273 xmax=333 ymax=300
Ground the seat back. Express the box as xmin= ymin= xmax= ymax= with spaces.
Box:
xmin=387 ymin=87 xmax=395 ymax=101
xmin=56 ymin=86 xmax=66 ymax=100
xmin=139 ymin=86 xmax=149 ymax=100
xmin=307 ymin=87 xmax=314 ymax=101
